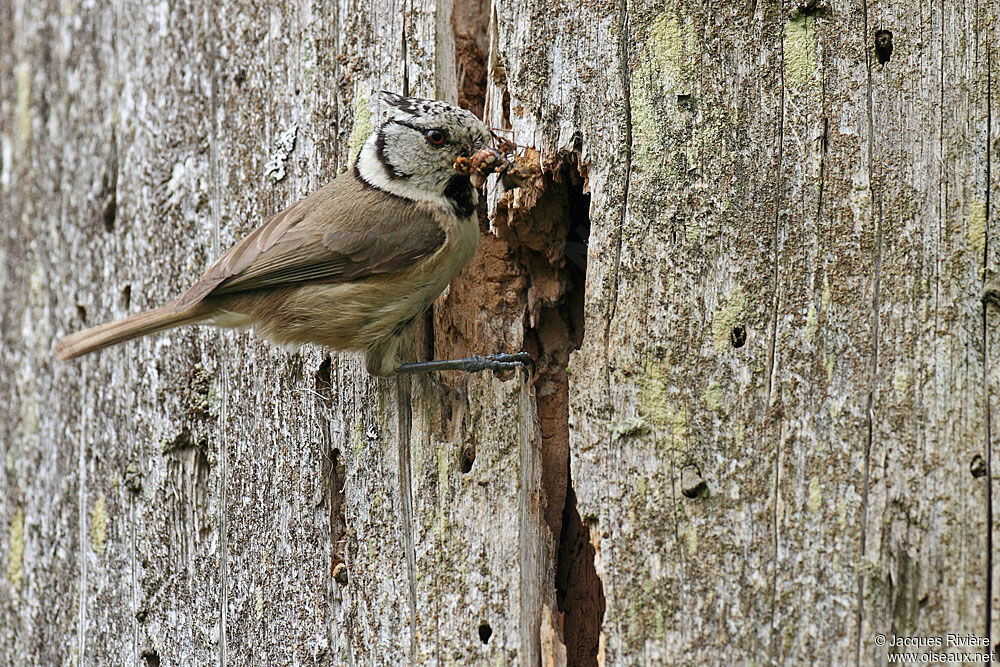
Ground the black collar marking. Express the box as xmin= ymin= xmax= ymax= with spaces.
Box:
xmin=443 ymin=175 xmax=476 ymax=219
xmin=353 ymin=161 xmax=474 ymax=219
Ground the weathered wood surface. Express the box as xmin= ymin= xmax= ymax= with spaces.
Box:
xmin=1 ymin=0 xmax=997 ymax=665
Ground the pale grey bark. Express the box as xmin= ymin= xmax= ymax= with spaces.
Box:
xmin=1 ymin=0 xmax=997 ymax=665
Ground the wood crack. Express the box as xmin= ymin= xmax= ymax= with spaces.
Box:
xmin=76 ymin=361 xmax=90 ymax=666
xmin=767 ymin=17 xmax=787 ymax=660
xmin=131 ymin=496 xmax=138 ymax=667
xmin=982 ymin=41 xmax=993 ymax=643
xmin=395 ymin=380 xmax=419 ymax=662
xmin=208 ymin=3 xmax=229 ymax=662
xmin=401 ymin=0 xmax=410 ymax=97
xmin=856 ymin=0 xmax=881 ymax=659
xmin=604 ymin=0 xmax=632 ymax=395
xmin=766 ymin=38 xmax=785 ymax=402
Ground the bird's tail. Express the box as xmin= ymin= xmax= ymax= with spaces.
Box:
xmin=54 ymin=303 xmax=206 ymax=361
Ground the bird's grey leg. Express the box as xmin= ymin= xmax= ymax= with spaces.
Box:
xmin=395 ymin=352 xmax=532 ymax=375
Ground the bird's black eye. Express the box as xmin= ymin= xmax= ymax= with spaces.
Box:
xmin=425 ymin=129 xmax=446 ymax=146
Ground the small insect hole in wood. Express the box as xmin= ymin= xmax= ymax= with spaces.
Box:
xmin=76 ymin=305 xmax=87 ymax=323
xmin=478 ymin=621 xmax=493 ymax=644
xmin=124 ymin=462 xmax=142 ymax=494
xmin=121 ymin=284 xmax=131 ymax=310
xmin=982 ymin=282 xmax=1000 ymax=307
xmin=314 ymin=355 xmax=333 ymax=393
xmin=100 ymin=143 xmax=118 ymax=232
xmin=676 ymin=93 xmax=695 ymax=112
xmin=141 ymin=649 xmax=160 ymax=667
xmin=101 ymin=196 xmax=117 ymax=232
xmin=460 ymin=444 xmax=476 ymax=473
xmin=681 ymin=465 xmax=708 ymax=499
xmin=730 ymin=324 xmax=747 ymax=348
xmin=874 ymin=29 xmax=893 ymax=64
xmin=969 ymin=454 xmax=986 ymax=478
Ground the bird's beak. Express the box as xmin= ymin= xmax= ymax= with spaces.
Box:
xmin=466 ymin=138 xmax=490 ymax=158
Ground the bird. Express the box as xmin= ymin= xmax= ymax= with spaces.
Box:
xmin=54 ymin=92 xmax=530 ymax=376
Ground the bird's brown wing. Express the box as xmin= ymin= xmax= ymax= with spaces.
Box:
xmin=171 ymin=172 xmax=445 ymax=312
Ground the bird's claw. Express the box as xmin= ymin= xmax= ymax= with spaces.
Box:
xmin=463 ymin=352 xmax=533 ymax=375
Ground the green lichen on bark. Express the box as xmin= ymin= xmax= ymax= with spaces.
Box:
xmin=638 ymin=362 xmax=689 ymax=442
xmin=703 ymin=382 xmax=723 ymax=411
xmin=255 ymin=586 xmax=265 ymax=620
xmin=351 ymin=420 xmax=366 ymax=457
xmin=639 ymin=362 xmax=671 ymax=427
xmin=7 ymin=508 xmax=25 ymax=593
xmin=824 ymin=354 xmax=836 ymax=383
xmin=682 ymin=522 xmax=698 ymax=555
xmin=347 ymin=94 xmax=373 ymax=166
xmin=783 ymin=14 xmax=817 ymax=91
xmin=16 ymin=61 xmax=31 ymax=146
xmin=893 ymin=369 xmax=909 ymax=397
xmin=968 ymin=200 xmax=987 ymax=261
xmin=711 ymin=287 xmax=748 ymax=352
xmin=807 ymin=478 xmax=822 ymax=513
xmin=806 ymin=303 xmax=818 ymax=340
xmin=611 ymin=417 xmax=650 ymax=439
xmin=435 ymin=445 xmax=450 ymax=537
xmin=91 ymin=495 xmax=107 ymax=556
xmin=630 ymin=14 xmax=696 ymax=177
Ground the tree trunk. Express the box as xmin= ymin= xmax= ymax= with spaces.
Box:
xmin=1 ymin=0 xmax=997 ymax=664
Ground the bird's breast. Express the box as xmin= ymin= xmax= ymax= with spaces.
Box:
xmin=395 ymin=210 xmax=479 ymax=316
xmin=435 ymin=211 xmax=480 ymax=278
xmin=345 ymin=209 xmax=480 ymax=347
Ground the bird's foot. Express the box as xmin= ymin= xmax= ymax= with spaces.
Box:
xmin=396 ymin=352 xmax=533 ymax=375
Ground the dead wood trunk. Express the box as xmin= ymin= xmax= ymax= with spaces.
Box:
xmin=1 ymin=0 xmax=997 ymax=664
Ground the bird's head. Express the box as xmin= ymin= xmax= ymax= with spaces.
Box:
xmin=356 ymin=92 xmax=490 ymax=210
